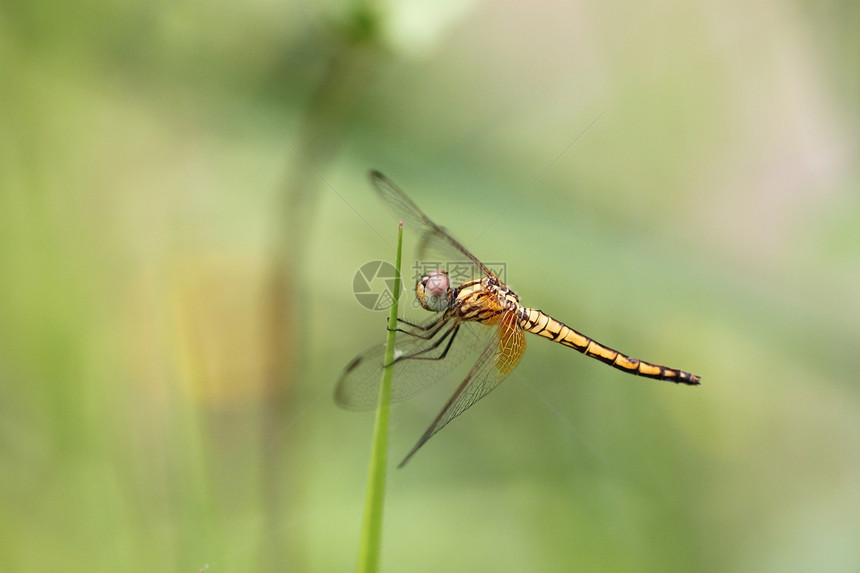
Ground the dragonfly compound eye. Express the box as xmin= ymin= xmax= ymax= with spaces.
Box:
xmin=416 ymin=270 xmax=451 ymax=312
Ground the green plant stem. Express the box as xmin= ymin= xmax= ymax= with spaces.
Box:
xmin=356 ymin=222 xmax=403 ymax=573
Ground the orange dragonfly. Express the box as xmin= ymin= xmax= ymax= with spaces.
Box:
xmin=336 ymin=171 xmax=700 ymax=467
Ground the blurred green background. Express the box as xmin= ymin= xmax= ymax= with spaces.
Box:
xmin=2 ymin=0 xmax=859 ymax=571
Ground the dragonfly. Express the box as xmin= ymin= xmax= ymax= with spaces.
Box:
xmin=336 ymin=170 xmax=700 ymax=467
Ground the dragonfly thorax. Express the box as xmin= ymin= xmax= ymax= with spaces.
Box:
xmin=416 ymin=269 xmax=453 ymax=312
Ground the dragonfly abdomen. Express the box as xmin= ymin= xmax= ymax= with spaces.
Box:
xmin=517 ymin=307 xmax=700 ymax=385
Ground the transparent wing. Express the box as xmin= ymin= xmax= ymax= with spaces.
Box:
xmin=398 ymin=311 xmax=526 ymax=467
xmin=335 ymin=319 xmax=495 ymax=410
xmin=370 ymin=171 xmax=494 ymax=280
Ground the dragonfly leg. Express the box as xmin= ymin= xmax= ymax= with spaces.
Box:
xmin=389 ymin=315 xmax=448 ymax=340
xmin=396 ymin=316 xmax=433 ymax=329
xmin=387 ymin=322 xmax=462 ymax=365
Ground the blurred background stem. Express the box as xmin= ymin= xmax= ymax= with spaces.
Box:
xmin=259 ymin=5 xmax=383 ymax=569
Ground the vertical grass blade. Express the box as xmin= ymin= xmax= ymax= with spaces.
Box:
xmin=356 ymin=221 xmax=403 ymax=573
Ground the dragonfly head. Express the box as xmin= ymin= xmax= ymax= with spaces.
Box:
xmin=416 ymin=269 xmax=452 ymax=312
